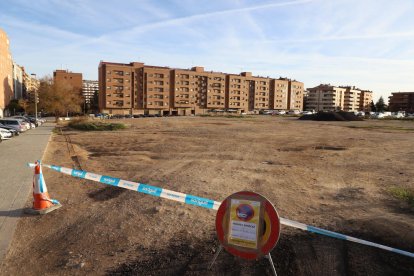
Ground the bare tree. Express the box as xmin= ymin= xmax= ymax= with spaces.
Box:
xmin=38 ymin=76 xmax=82 ymax=121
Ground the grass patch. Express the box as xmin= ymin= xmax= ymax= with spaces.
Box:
xmin=389 ymin=187 xmax=414 ymax=207
xmin=68 ymin=119 xmax=126 ymax=131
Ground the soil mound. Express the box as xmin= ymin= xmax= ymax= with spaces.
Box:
xmin=299 ymin=111 xmax=363 ymax=121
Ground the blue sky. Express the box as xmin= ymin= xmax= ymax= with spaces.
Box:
xmin=1 ymin=0 xmax=414 ymax=101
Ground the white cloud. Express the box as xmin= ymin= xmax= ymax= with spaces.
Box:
xmin=2 ymin=0 xmax=414 ymax=102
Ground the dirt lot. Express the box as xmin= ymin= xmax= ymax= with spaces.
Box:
xmin=1 ymin=116 xmax=413 ymax=275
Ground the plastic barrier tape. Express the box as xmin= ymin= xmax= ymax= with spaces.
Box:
xmin=27 ymin=163 xmax=414 ymax=259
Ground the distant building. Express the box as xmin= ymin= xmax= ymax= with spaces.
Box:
xmin=359 ymin=90 xmax=373 ymax=112
xmin=306 ymin=84 xmax=346 ymax=111
xmin=388 ymin=92 xmax=414 ymax=113
xmin=288 ymin=80 xmax=304 ymax=111
xmin=23 ymin=71 xmax=39 ymax=104
xmin=82 ymin=80 xmax=99 ymax=110
xmin=98 ymin=61 xmax=304 ymax=115
xmin=12 ymin=62 xmax=24 ymax=99
xmin=306 ymin=84 xmax=372 ymax=112
xmin=271 ymin=78 xmax=289 ymax=110
xmin=53 ymin=69 xmax=83 ymax=94
xmin=0 ymin=29 xmax=13 ymax=117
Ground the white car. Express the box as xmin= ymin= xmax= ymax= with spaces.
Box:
xmin=0 ymin=128 xmax=13 ymax=141
xmin=373 ymin=113 xmax=385 ymax=119
xmin=274 ymin=110 xmax=286 ymax=115
xmin=302 ymin=111 xmax=313 ymax=115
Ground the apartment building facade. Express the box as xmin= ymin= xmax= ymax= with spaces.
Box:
xmin=288 ymin=80 xmax=304 ymax=110
xmin=306 ymin=84 xmax=372 ymax=112
xmin=12 ymin=62 xmax=24 ymax=99
xmin=99 ymin=61 xmax=304 ymax=115
xmin=82 ymin=80 xmax=99 ymax=104
xmin=359 ymin=90 xmax=373 ymax=112
xmin=53 ymin=69 xmax=83 ymax=94
xmin=306 ymin=85 xmax=346 ymax=111
xmin=0 ymin=29 xmax=13 ymax=117
xmin=24 ymin=72 xmax=40 ymax=104
xmin=388 ymin=92 xmax=414 ymax=113
xmin=271 ymin=78 xmax=289 ymax=110
xmin=226 ymin=74 xmax=249 ymax=112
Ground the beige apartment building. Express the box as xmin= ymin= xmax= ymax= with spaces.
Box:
xmin=98 ymin=61 xmax=304 ymax=115
xmin=306 ymin=85 xmax=346 ymax=111
xmin=271 ymin=78 xmax=289 ymax=110
xmin=306 ymin=84 xmax=372 ymax=112
xmin=0 ymin=29 xmax=13 ymax=117
xmin=359 ymin=90 xmax=373 ymax=111
xmin=341 ymin=86 xmax=361 ymax=112
xmin=226 ymin=74 xmax=249 ymax=112
xmin=288 ymin=80 xmax=304 ymax=110
xmin=24 ymin=72 xmax=40 ymax=104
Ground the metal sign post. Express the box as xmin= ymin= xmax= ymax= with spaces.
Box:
xmin=211 ymin=191 xmax=280 ymax=275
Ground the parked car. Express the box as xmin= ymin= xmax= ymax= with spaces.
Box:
xmin=17 ymin=119 xmax=31 ymax=130
xmin=301 ymin=111 xmax=313 ymax=115
xmin=0 ymin=127 xmax=13 ymax=141
xmin=372 ymin=113 xmax=385 ymax=119
xmin=27 ymin=116 xmax=41 ymax=126
xmin=95 ymin=113 xmax=109 ymax=119
xmin=110 ymin=114 xmax=124 ymax=119
xmin=287 ymin=110 xmax=300 ymax=115
xmin=273 ymin=110 xmax=286 ymax=115
xmin=0 ymin=123 xmax=19 ymax=136
xmin=0 ymin=119 xmax=26 ymax=132
xmin=392 ymin=112 xmax=405 ymax=118
xmin=12 ymin=116 xmax=34 ymax=129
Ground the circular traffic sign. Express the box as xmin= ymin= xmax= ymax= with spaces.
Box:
xmin=215 ymin=191 xmax=281 ymax=260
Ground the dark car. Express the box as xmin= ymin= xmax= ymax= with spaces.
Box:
xmin=0 ymin=123 xmax=19 ymax=136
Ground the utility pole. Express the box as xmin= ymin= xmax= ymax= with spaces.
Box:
xmin=31 ymin=74 xmax=38 ymax=121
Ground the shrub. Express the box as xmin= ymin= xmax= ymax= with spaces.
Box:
xmin=68 ymin=119 xmax=126 ymax=131
xmin=389 ymin=187 xmax=414 ymax=207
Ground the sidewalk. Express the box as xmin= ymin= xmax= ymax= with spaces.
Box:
xmin=0 ymin=122 xmax=55 ymax=263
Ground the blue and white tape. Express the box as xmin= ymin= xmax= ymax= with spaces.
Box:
xmin=27 ymin=162 xmax=414 ymax=259
xmin=27 ymin=163 xmax=221 ymax=210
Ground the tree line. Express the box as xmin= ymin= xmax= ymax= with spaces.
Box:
xmin=7 ymin=76 xmax=83 ymax=119
xmin=370 ymin=96 xmax=387 ymax=112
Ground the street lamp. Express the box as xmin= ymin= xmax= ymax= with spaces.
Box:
xmin=31 ymin=74 xmax=38 ymax=121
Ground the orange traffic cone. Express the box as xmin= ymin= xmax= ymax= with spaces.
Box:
xmin=25 ymin=160 xmax=62 ymax=215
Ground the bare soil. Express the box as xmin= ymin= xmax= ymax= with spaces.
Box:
xmin=1 ymin=116 xmax=413 ymax=275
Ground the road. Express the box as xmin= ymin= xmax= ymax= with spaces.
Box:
xmin=0 ymin=122 xmax=55 ymax=263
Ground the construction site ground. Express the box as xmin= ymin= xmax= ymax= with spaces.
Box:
xmin=1 ymin=116 xmax=413 ymax=275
